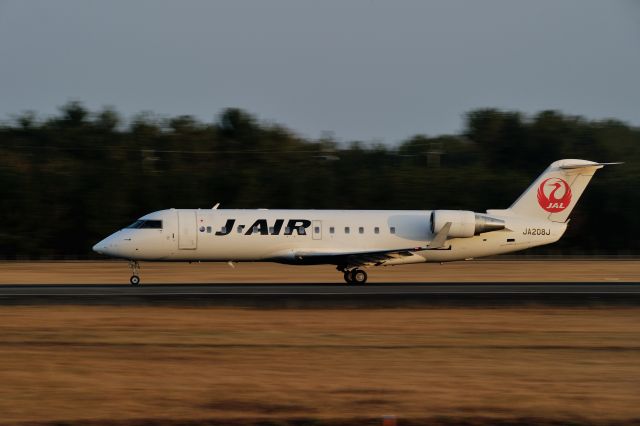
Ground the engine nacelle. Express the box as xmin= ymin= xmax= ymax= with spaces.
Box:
xmin=430 ymin=210 xmax=505 ymax=238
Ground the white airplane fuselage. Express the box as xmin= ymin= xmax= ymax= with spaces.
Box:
xmin=94 ymin=208 xmax=565 ymax=264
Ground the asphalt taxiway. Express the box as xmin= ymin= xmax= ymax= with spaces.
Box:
xmin=0 ymin=283 xmax=638 ymax=307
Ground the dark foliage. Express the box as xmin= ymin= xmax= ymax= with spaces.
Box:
xmin=0 ymin=103 xmax=638 ymax=258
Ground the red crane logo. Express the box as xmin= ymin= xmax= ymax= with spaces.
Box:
xmin=537 ymin=177 xmax=572 ymax=212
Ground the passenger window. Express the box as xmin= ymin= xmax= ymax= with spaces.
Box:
xmin=359 ymin=227 xmax=364 ymax=234
xmin=374 ymin=227 xmax=380 ymax=234
xmin=314 ymin=227 xmax=320 ymax=234
xmin=284 ymin=226 xmax=291 ymax=234
xmin=298 ymin=226 xmax=306 ymax=235
xmin=237 ymin=225 xmax=245 ymax=234
xmin=269 ymin=226 xmax=275 ymax=234
xmin=207 ymin=226 xmax=212 ymax=233
xmin=329 ymin=227 xmax=335 ymax=234
xmin=390 ymin=227 xmax=396 ymax=234
xmin=345 ymin=227 xmax=350 ymax=234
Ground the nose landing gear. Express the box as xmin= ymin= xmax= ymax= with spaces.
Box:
xmin=129 ymin=260 xmax=141 ymax=286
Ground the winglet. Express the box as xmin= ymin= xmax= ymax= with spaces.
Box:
xmin=428 ymin=221 xmax=451 ymax=249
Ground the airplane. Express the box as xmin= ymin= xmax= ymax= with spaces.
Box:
xmin=93 ymin=159 xmax=618 ymax=285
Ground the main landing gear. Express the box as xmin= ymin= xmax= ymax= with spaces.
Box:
xmin=341 ymin=268 xmax=368 ymax=284
xmin=129 ymin=260 xmax=141 ymax=286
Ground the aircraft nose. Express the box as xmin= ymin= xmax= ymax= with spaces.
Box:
xmin=92 ymin=241 xmax=105 ymax=254
xmin=92 ymin=234 xmax=121 ymax=257
xmin=92 ymin=238 xmax=108 ymax=255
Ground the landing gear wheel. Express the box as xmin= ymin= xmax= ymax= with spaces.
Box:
xmin=351 ymin=269 xmax=367 ymax=285
xmin=343 ymin=271 xmax=354 ymax=284
xmin=128 ymin=260 xmax=141 ymax=286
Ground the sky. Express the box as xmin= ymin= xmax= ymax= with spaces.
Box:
xmin=1 ymin=0 xmax=639 ymax=143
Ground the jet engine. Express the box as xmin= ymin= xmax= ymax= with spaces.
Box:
xmin=430 ymin=210 xmax=505 ymax=238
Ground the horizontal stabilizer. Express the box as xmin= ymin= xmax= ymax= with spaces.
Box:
xmin=559 ymin=162 xmax=623 ymax=170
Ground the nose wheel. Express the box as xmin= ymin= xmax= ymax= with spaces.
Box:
xmin=129 ymin=260 xmax=141 ymax=286
xmin=341 ymin=268 xmax=367 ymax=284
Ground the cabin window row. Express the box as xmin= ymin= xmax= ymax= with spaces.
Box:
xmin=200 ymin=225 xmax=396 ymax=235
xmin=330 ymin=226 xmax=395 ymax=234
xmin=206 ymin=225 xmax=397 ymax=235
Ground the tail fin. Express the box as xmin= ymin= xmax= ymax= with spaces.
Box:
xmin=506 ymin=159 xmax=619 ymax=223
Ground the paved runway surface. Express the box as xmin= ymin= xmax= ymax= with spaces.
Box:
xmin=0 ymin=283 xmax=638 ymax=306
xmin=1 ymin=282 xmax=639 ymax=295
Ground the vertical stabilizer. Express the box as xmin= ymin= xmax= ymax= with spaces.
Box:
xmin=508 ymin=159 xmax=608 ymax=223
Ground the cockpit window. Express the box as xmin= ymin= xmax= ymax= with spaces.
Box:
xmin=140 ymin=220 xmax=162 ymax=229
xmin=126 ymin=220 xmax=162 ymax=229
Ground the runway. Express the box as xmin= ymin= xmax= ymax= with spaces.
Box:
xmin=0 ymin=282 xmax=639 ymax=306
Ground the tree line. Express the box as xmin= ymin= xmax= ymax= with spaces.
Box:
xmin=0 ymin=102 xmax=638 ymax=258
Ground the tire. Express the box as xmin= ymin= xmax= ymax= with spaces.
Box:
xmin=343 ymin=271 xmax=353 ymax=284
xmin=351 ymin=269 xmax=367 ymax=284
xmin=130 ymin=275 xmax=140 ymax=286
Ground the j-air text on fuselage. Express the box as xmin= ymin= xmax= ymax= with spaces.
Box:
xmin=93 ymin=159 xmax=620 ymax=285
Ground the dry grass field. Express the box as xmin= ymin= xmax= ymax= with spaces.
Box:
xmin=0 ymin=259 xmax=638 ymax=284
xmin=0 ymin=306 xmax=639 ymax=425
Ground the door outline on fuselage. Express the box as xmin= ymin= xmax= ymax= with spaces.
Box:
xmin=312 ymin=220 xmax=322 ymax=240
xmin=177 ymin=210 xmax=197 ymax=249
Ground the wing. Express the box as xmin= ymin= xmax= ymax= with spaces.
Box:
xmin=292 ymin=247 xmax=428 ymax=268
xmin=290 ymin=221 xmax=453 ymax=269
xmin=294 ymin=242 xmax=451 ymax=269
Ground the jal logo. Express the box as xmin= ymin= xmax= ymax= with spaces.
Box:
xmin=537 ymin=177 xmax=572 ymax=213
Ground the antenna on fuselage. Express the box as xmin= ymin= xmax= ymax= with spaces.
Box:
xmin=212 ymin=203 xmax=220 ymax=209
